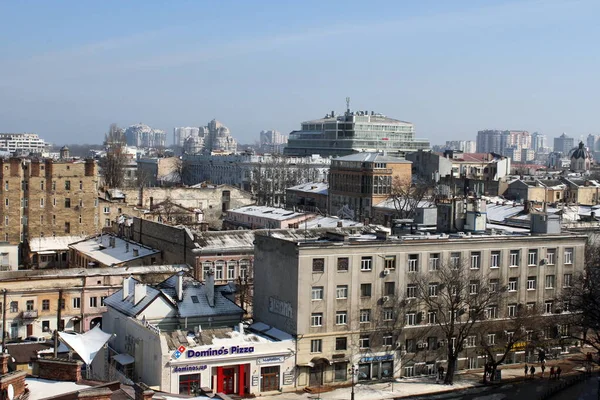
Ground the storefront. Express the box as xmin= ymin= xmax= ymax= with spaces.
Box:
xmin=357 ymin=354 xmax=394 ymax=381
xmin=168 ymin=337 xmax=295 ymax=396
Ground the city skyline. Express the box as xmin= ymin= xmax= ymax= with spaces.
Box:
xmin=1 ymin=0 xmax=599 ymax=145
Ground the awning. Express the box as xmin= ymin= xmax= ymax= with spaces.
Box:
xmin=297 ymin=362 xmax=315 ymax=368
xmin=330 ymin=358 xmax=349 ymax=364
xmin=58 ymin=325 xmax=113 ymax=365
xmin=113 ymin=353 xmax=135 ymax=365
xmin=297 ymin=357 xmax=333 ymax=368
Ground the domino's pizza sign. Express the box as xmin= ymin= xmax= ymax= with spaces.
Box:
xmin=173 ymin=345 xmax=186 ymax=359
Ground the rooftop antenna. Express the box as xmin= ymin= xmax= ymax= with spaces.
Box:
xmin=346 ymin=97 xmax=351 ymax=115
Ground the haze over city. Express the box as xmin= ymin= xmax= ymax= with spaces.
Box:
xmin=1 ymin=0 xmax=599 ymax=145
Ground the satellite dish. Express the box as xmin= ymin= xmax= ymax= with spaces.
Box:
xmin=7 ymin=383 xmax=14 ymax=400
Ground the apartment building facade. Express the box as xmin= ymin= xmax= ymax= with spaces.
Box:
xmin=253 ymin=230 xmax=586 ymax=388
xmin=0 ymin=158 xmax=99 ymax=252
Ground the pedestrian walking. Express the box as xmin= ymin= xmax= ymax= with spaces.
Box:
xmin=556 ymin=366 xmax=562 ymax=379
xmin=541 ymin=364 xmax=545 ymax=378
xmin=524 ymin=364 xmax=528 ymax=377
xmin=530 ymin=365 xmax=536 ymax=378
xmin=549 ymin=366 xmax=555 ymax=380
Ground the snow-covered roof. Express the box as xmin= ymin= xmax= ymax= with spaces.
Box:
xmin=0 ymin=264 xmax=189 ymax=281
xmin=69 ymin=235 xmax=160 ymax=267
xmin=287 ymin=181 xmax=328 ymax=195
xmin=334 ymin=152 xmax=410 ymax=163
xmin=29 ymin=235 xmax=86 ymax=253
xmin=485 ymin=203 xmax=524 ymax=223
xmin=26 ymin=379 xmax=91 ymax=400
xmin=227 ymin=205 xmax=308 ymax=221
xmin=303 ymin=216 xmax=363 ymax=229
xmin=104 ymin=274 xmax=244 ymax=319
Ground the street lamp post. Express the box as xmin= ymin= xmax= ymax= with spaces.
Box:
xmin=349 ymin=365 xmax=358 ymax=400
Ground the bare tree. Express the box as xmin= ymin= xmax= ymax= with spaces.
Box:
xmin=236 ymin=262 xmax=253 ymax=317
xmin=389 ymin=176 xmax=433 ymax=219
xmin=407 ymin=257 xmax=505 ymax=384
xmin=100 ymin=123 xmax=127 ymax=188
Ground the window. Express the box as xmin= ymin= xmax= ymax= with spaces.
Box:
xmin=65 ymin=180 xmax=71 ymax=190
xmin=311 ymin=339 xmax=322 ymax=353
xmin=490 ymin=251 xmax=500 ymax=268
xmin=361 ymin=256 xmax=372 ymax=271
xmin=79 ymin=180 xmax=83 ymax=190
xmin=312 ymin=287 xmax=323 ymax=301
xmin=311 ymin=313 xmax=323 ymax=327
xmin=4 ymin=199 xmax=7 ymax=207
xmin=312 ymin=258 xmax=325 ymax=273
xmin=406 ymin=284 xmax=417 ymax=298
xmin=360 ymin=283 xmax=372 ymax=297
xmin=528 ymin=250 xmax=538 ymax=266
xmin=9 ymin=301 xmax=18 ymax=313
xmin=383 ymin=333 xmax=394 ymax=346
xmin=89 ymin=297 xmax=98 ymax=308
xmin=547 ymin=249 xmax=556 ymax=265
xmin=384 ymin=282 xmax=395 ymax=296
xmin=429 ymin=253 xmax=440 ymax=271
xmin=527 ymin=276 xmax=536 ymax=290
xmin=336 ymin=311 xmax=347 ymax=325
xmin=72 ymin=297 xmax=81 ymax=309
xmin=334 ymin=363 xmax=347 ymax=381
xmin=486 ymin=305 xmax=498 ymax=319
xmin=508 ymin=304 xmax=517 ymax=317
xmin=100 ymin=296 xmax=107 ymax=306
xmin=470 ymin=252 xmax=481 ymax=269
xmin=489 ymin=279 xmax=499 ymax=293
xmin=385 ymin=256 xmax=396 ymax=270
xmin=510 ymin=250 xmax=520 ymax=267
xmin=64 ymin=198 xmax=71 ymax=208
xmin=506 ymin=331 xmax=515 ymax=342
xmin=428 ymin=282 xmax=439 ymax=297
xmin=564 ymin=248 xmax=573 ymax=265
xmin=487 ymin=334 xmax=496 ymax=345
xmin=336 ymin=285 xmax=348 ymax=299
xmin=545 ymin=301 xmax=553 ymax=314
xmin=4 ymin=216 xmax=7 ymax=226
xmin=558 ymin=324 xmax=570 ymax=337
xmin=3 ymin=181 xmax=6 ymax=191
xmin=227 ymin=264 xmax=235 ymax=280
xmin=508 ymin=277 xmax=518 ymax=292
xmin=103 ymin=206 xmax=110 ymax=214
xmin=337 ymin=257 xmax=349 ymax=272
xmin=450 ymin=252 xmax=461 ymax=269
xmin=465 ymin=336 xmax=476 ymax=348
xmin=40 ymin=198 xmax=45 ymax=207
xmin=59 ymin=299 xmax=65 ymax=309
xmin=26 ymin=300 xmax=34 ymax=311
xmin=526 ymin=302 xmax=536 ymax=311
xmin=563 ymin=301 xmax=570 ymax=312
xmin=79 ymin=199 xmax=83 ymax=207
xmin=563 ymin=273 xmax=572 ymax=288
xmin=545 ymin=275 xmax=555 ymax=289
xmin=383 ymin=308 xmax=394 ymax=321
xmin=427 ymin=311 xmax=437 ymax=324
xmin=179 ymin=373 xmax=201 ymax=395
xmin=408 ymin=254 xmax=419 ymax=272
xmin=469 ymin=280 xmax=479 ymax=295
xmin=359 ymin=335 xmax=370 ymax=349
xmin=359 ymin=309 xmax=371 ymax=323
xmin=335 ymin=337 xmax=347 ymax=351
xmin=42 ymin=299 xmax=50 ymax=311
xmin=404 ymin=366 xmax=415 ymax=377
xmin=406 ymin=312 xmax=417 ymax=326
xmin=215 ymin=263 xmax=224 ymax=280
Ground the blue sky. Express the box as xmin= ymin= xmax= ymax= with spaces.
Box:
xmin=0 ymin=0 xmax=598 ymax=146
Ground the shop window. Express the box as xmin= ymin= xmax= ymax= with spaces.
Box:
xmin=261 ymin=366 xmax=280 ymax=392
xmin=179 ymin=373 xmax=201 ymax=395
xmin=334 ymin=363 xmax=347 ymax=381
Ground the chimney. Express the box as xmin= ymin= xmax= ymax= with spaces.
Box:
xmin=122 ymin=276 xmax=131 ymax=300
xmin=206 ymin=270 xmax=215 ymax=307
xmin=133 ymin=248 xmax=139 ymax=257
xmin=134 ymin=383 xmax=155 ymax=400
xmin=176 ymin=272 xmax=184 ymax=301
xmin=134 ymin=283 xmax=147 ymax=305
xmin=0 ymin=353 xmax=9 ymax=374
xmin=375 ymin=229 xmax=389 ymax=240
xmin=238 ymin=322 xmax=244 ymax=335
xmin=337 ymin=221 xmax=343 ymax=228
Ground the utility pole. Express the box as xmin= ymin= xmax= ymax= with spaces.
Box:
xmin=1 ymin=289 xmax=7 ymax=353
xmin=54 ymin=289 xmax=63 ymax=357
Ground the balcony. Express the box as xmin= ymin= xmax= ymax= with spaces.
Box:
xmin=20 ymin=310 xmax=38 ymax=319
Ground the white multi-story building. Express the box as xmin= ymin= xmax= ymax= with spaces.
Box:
xmin=444 ymin=140 xmax=476 ymax=153
xmin=0 ymin=133 xmax=48 ymax=154
xmin=125 ymin=124 xmax=166 ymax=149
xmin=260 ymin=130 xmax=288 ymax=154
xmin=254 ymin=228 xmax=585 ymax=388
xmin=173 ymin=127 xmax=200 ymax=147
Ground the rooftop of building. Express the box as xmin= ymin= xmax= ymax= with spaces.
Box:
xmin=226 ymin=205 xmax=310 ymax=221
xmin=333 ymin=152 xmax=411 ymax=163
xmin=29 ymin=235 xmax=87 ymax=253
xmin=286 ymin=181 xmax=328 ymax=195
xmin=103 ymin=273 xmax=243 ymax=319
xmin=69 ymin=234 xmax=161 ymax=266
xmin=164 ymin=322 xmax=292 ymax=351
xmin=302 ymin=110 xmax=412 ymax=126
xmin=0 ymin=264 xmax=189 ymax=281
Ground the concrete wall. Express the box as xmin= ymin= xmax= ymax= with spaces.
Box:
xmin=129 ymin=217 xmax=195 ymax=266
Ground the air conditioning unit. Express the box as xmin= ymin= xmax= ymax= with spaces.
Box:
xmin=383 ymin=269 xmax=390 ymax=276
xmin=381 ymin=296 xmax=389 ymax=302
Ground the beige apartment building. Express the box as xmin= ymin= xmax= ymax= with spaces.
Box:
xmin=253 ymin=229 xmax=586 ymax=389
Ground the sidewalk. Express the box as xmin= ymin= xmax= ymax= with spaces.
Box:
xmin=268 ymin=352 xmax=592 ymax=400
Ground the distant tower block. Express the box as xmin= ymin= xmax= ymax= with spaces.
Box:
xmin=59 ymin=145 xmax=70 ymax=160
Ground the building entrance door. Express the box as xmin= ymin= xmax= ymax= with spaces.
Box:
xmin=260 ymin=366 xmax=280 ymax=392
xmin=27 ymin=324 xmax=33 ymax=336
xmin=222 ymin=368 xmax=235 ymax=394
xmin=309 ymin=365 xmax=323 ymax=387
